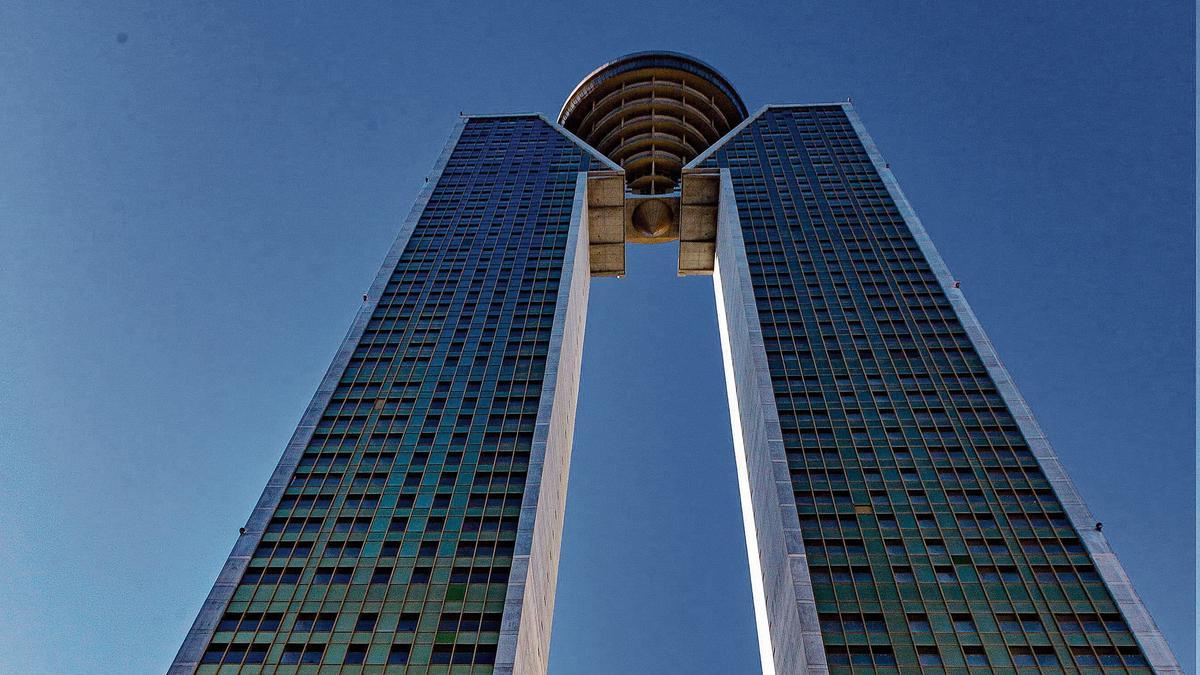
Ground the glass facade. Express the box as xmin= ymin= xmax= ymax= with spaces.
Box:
xmin=185 ymin=116 xmax=597 ymax=673
xmin=700 ymin=105 xmax=1157 ymax=673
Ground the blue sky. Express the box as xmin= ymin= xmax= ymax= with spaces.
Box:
xmin=0 ymin=2 xmax=1193 ymax=673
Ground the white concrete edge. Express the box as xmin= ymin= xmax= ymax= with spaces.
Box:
xmin=714 ymin=255 xmax=780 ymax=675
xmin=713 ymin=168 xmax=828 ymax=674
xmin=540 ymin=115 xmax=624 ymax=172
xmin=494 ymin=169 xmax=590 ymax=674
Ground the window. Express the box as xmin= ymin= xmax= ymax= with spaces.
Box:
xmin=388 ymin=645 xmax=411 ymax=665
xmin=371 ymin=566 xmax=392 ymax=584
xmin=862 ymin=614 xmax=886 ymax=633
xmin=343 ymin=494 xmax=378 ymax=510
xmin=978 ymin=565 xmax=1019 ymax=582
xmin=323 ymin=541 xmax=362 ymax=558
xmin=334 ymin=516 xmax=369 ymax=533
xmin=820 ymin=613 xmax=886 ymax=634
xmin=411 ymin=566 xmax=432 ymax=583
xmin=473 ymin=645 xmax=498 ymax=664
xmin=397 ymin=612 xmax=420 ymax=632
xmin=893 ymin=566 xmax=915 ymax=583
xmin=281 ymin=644 xmax=323 ymax=665
xmin=952 ymin=614 xmax=977 ymax=633
xmin=819 ymin=615 xmax=841 ymax=633
xmin=963 ymin=647 xmax=989 ymax=667
xmin=201 ymin=644 xmax=268 ymax=665
xmin=1058 ymin=612 xmax=1129 ymax=635
xmin=967 ymin=539 xmax=1006 ymax=555
xmin=917 ymin=647 xmax=942 ymax=666
xmin=217 ymin=612 xmax=281 ymax=632
xmin=1010 ymin=648 xmax=1035 ymax=667
xmin=1120 ymin=649 xmax=1149 ymax=666
xmin=355 ymin=613 xmax=377 ymax=632
xmin=344 ymin=645 xmax=367 ymax=664
xmin=200 ymin=645 xmax=227 ymax=664
xmin=243 ymin=644 xmax=267 ymax=664
xmin=826 ymin=646 xmax=895 ymax=667
xmin=935 ymin=566 xmax=956 ymax=582
xmin=1072 ymin=648 xmax=1100 ymax=667
xmin=1103 ymin=615 xmax=1128 ymax=632
xmin=1011 ymin=647 xmax=1057 ymax=667
xmin=450 ymin=566 xmax=509 ymax=584
xmin=1020 ymin=615 xmax=1045 ymax=633
xmin=429 ymin=644 xmax=496 ymax=665
xmin=998 ymin=614 xmax=1021 ymax=633
xmin=441 ymin=612 xmax=503 ymax=632
xmin=431 ymin=646 xmax=454 ymax=665
xmin=907 ymin=614 xmax=931 ymax=632
xmin=313 ymin=566 xmax=353 ymax=584
xmin=294 ymin=612 xmax=337 ymax=632
xmin=241 ymin=566 xmax=302 ymax=585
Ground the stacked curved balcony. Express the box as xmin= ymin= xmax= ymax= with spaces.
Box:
xmin=559 ymin=52 xmax=748 ymax=195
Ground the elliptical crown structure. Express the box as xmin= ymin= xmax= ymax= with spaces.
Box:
xmin=171 ymin=52 xmax=1180 ymax=674
xmin=559 ymin=51 xmax=748 ymax=194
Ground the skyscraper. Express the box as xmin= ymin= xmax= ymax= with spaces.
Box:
xmin=172 ymin=52 xmax=1180 ymax=674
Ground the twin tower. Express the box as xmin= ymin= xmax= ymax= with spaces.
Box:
xmin=173 ymin=53 xmax=1178 ymax=673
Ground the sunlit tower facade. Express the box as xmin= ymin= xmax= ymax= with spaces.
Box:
xmin=173 ymin=52 xmax=1180 ymax=674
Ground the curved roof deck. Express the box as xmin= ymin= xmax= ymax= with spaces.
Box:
xmin=559 ymin=52 xmax=747 ymax=194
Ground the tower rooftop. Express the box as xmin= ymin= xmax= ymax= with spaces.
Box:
xmin=559 ymin=51 xmax=747 ymax=194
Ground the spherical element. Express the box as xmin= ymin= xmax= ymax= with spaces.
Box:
xmin=560 ymin=52 xmax=747 ymax=195
xmin=631 ymin=199 xmax=674 ymax=238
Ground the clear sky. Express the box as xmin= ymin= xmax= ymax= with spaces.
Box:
xmin=0 ymin=2 xmax=1193 ymax=673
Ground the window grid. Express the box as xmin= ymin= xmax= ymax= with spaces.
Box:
xmin=701 ymin=106 xmax=1149 ymax=673
xmin=198 ymin=117 xmax=596 ymax=672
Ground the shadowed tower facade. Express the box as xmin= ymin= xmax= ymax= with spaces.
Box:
xmin=172 ymin=52 xmax=1180 ymax=674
